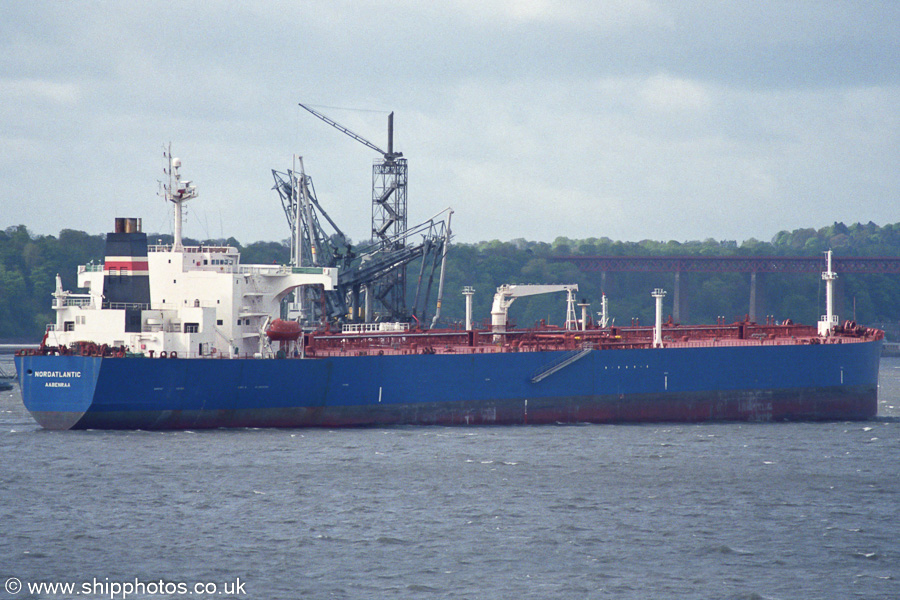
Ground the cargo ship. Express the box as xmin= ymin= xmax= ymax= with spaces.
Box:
xmin=14 ymin=155 xmax=883 ymax=430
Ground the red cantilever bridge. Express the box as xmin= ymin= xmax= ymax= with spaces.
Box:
xmin=552 ymin=255 xmax=900 ymax=322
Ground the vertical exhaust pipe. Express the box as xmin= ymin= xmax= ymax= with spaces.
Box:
xmin=652 ymin=288 xmax=666 ymax=348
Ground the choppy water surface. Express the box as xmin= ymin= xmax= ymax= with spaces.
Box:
xmin=1 ymin=356 xmax=898 ymax=599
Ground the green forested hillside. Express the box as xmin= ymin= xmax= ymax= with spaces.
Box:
xmin=432 ymin=222 xmax=900 ymax=333
xmin=2 ymin=222 xmax=899 ymax=340
xmin=0 ymin=229 xmax=291 ymax=339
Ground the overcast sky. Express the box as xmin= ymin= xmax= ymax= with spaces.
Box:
xmin=2 ymin=1 xmax=897 ymax=246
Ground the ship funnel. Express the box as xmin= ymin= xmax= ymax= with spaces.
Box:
xmin=103 ymin=218 xmax=150 ymax=333
xmin=114 ymin=217 xmax=142 ymax=233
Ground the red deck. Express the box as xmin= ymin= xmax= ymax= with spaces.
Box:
xmin=300 ymin=320 xmax=882 ymax=359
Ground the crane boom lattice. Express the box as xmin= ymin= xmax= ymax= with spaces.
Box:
xmin=298 ymin=102 xmax=411 ymax=320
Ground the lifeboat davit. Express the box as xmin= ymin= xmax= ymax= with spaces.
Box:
xmin=266 ymin=319 xmax=301 ymax=341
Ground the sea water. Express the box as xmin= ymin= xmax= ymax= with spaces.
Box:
xmin=0 ymin=355 xmax=897 ymax=599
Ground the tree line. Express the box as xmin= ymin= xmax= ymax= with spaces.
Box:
xmin=434 ymin=221 xmax=900 ymax=335
xmin=2 ymin=221 xmax=899 ymax=340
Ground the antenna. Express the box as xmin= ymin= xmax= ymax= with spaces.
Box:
xmin=158 ymin=143 xmax=197 ymax=252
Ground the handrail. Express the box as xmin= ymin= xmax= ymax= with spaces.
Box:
xmin=531 ymin=343 xmax=594 ymax=383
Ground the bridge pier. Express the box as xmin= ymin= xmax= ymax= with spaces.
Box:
xmin=673 ymin=271 xmax=683 ymax=323
xmin=554 ymin=254 xmax=900 ymax=328
xmin=834 ymin=276 xmax=845 ymax=320
xmin=749 ymin=271 xmax=758 ymax=322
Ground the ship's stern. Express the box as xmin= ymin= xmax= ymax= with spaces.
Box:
xmin=15 ymin=354 xmax=101 ymax=430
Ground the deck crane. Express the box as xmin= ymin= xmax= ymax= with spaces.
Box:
xmin=298 ymin=104 xmax=406 ymax=244
xmin=299 ymin=103 xmax=411 ymax=321
xmin=272 ymin=161 xmax=453 ymax=326
xmin=491 ymin=284 xmax=580 ymax=341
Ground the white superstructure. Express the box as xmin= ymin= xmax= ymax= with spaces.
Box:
xmin=47 ymin=239 xmax=337 ymax=359
xmin=44 ymin=150 xmax=337 ymax=358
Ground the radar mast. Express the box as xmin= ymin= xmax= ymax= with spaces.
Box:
xmin=159 ymin=143 xmax=198 ymax=251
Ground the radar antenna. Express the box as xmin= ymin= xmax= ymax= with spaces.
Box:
xmin=158 ymin=143 xmax=197 ymax=252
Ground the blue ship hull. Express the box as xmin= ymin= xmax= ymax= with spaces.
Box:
xmin=15 ymin=340 xmax=881 ymax=430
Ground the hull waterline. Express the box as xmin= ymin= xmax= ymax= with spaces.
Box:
xmin=16 ymin=339 xmax=881 ymax=430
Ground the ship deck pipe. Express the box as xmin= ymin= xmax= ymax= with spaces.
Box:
xmin=430 ymin=211 xmax=452 ymax=329
xmin=819 ymin=250 xmax=838 ymax=336
xmin=351 ymin=285 xmax=360 ymax=323
xmin=463 ymin=286 xmax=474 ymax=331
xmin=652 ymin=288 xmax=666 ymax=348
xmin=825 ymin=250 xmax=836 ymax=325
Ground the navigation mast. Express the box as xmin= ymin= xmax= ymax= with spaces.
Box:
xmin=159 ymin=143 xmax=197 ymax=252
